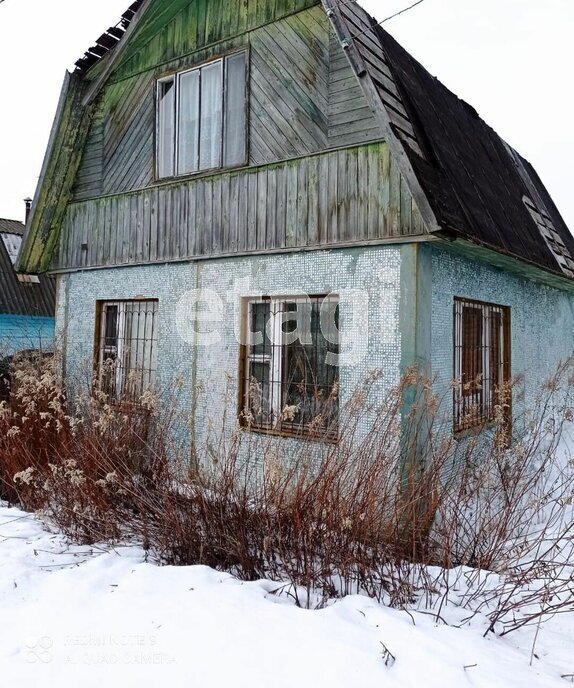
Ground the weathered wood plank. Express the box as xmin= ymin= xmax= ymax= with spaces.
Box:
xmin=57 ymin=142 xmax=428 ymax=270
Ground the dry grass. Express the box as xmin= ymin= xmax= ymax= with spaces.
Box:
xmin=1 ymin=354 xmax=573 ymax=630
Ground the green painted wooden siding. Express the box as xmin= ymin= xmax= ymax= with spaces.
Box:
xmin=58 ymin=142 xmax=425 ymax=270
xmin=73 ymin=5 xmax=383 ymax=202
xmin=107 ymin=0 xmax=321 ymax=83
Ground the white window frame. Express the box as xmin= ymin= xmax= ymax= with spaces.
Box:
xmin=97 ymin=299 xmax=159 ymax=403
xmin=242 ymin=294 xmax=340 ymax=437
xmin=155 ymin=51 xmax=248 ymax=180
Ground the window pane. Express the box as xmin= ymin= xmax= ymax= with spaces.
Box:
xmin=251 ymin=302 xmax=272 ymax=357
xmin=177 ymin=70 xmax=200 ymax=175
xmin=454 ymin=298 xmax=511 ymax=433
xmin=489 ymin=310 xmax=502 ymax=401
xmin=157 ymin=79 xmax=175 ymax=178
xmin=462 ymin=306 xmax=483 ymax=397
xmin=283 ymin=300 xmax=339 ymax=432
xmin=103 ymin=305 xmax=118 ymax=359
xmin=199 ymin=61 xmax=223 ymax=170
xmin=248 ymin=361 xmax=272 ymax=426
xmin=122 ymin=302 xmax=159 ymax=398
xmin=224 ymin=52 xmax=247 ymax=167
xmin=97 ymin=301 xmax=159 ymax=403
xmin=101 ymin=305 xmax=119 ymax=398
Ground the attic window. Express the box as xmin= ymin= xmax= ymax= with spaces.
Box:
xmin=1 ymin=233 xmax=22 ymax=265
xmin=156 ymin=52 xmax=247 ymax=179
xmin=523 ymin=196 xmax=574 ymax=278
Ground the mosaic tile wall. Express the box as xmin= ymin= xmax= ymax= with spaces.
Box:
xmin=56 ymin=246 xmax=404 ymax=461
xmin=431 ymin=245 xmax=574 ymax=430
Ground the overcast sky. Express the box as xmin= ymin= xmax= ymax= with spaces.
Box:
xmin=0 ymin=0 xmax=572 ymax=229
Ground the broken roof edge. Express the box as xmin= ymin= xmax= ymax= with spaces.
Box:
xmin=74 ymin=1 xmax=145 ymax=77
xmin=81 ymin=0 xmax=153 ymax=106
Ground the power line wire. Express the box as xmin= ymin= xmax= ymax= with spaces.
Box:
xmin=344 ymin=0 xmax=427 ymax=40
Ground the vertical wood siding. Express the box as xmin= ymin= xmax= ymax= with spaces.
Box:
xmin=59 ymin=142 xmax=425 ymax=271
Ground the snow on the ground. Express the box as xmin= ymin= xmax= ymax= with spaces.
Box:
xmin=0 ymin=503 xmax=572 ymax=688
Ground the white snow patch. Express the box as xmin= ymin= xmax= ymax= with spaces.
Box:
xmin=1 ymin=504 xmax=573 ymax=687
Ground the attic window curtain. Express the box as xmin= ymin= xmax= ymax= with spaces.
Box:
xmin=157 ymin=52 xmax=247 ymax=179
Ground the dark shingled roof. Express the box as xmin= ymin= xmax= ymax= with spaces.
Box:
xmin=0 ymin=224 xmax=55 ymax=317
xmin=338 ymin=1 xmax=574 ymax=277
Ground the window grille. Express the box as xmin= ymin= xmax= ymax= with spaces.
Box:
xmin=453 ymin=298 xmax=510 ymax=432
xmin=156 ymin=52 xmax=247 ymax=179
xmin=241 ymin=295 xmax=340 ymax=441
xmin=95 ymin=300 xmax=159 ymax=404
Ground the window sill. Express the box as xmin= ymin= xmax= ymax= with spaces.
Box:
xmin=239 ymin=422 xmax=339 ymax=446
xmin=154 ymin=160 xmax=248 ymax=186
xmin=453 ymin=419 xmax=511 ymax=444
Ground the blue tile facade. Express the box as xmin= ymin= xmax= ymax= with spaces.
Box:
xmin=57 ymin=246 xmax=404 ymax=458
xmin=0 ymin=315 xmax=55 ymax=356
xmin=55 ymin=241 xmax=574 ymax=456
xmin=430 ymin=245 xmax=574 ymax=428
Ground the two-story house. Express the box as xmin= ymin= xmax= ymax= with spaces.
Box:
xmin=17 ymin=0 xmax=574 ymax=452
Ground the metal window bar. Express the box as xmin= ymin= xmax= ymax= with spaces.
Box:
xmin=453 ymin=298 xmax=510 ymax=432
xmin=97 ymin=300 xmax=159 ymax=404
xmin=242 ymin=295 xmax=340 ymax=441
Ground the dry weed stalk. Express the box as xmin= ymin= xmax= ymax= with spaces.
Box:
xmin=1 ymin=353 xmax=573 ymax=632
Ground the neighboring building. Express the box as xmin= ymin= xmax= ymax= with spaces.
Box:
xmin=17 ymin=0 xmax=574 ymax=454
xmin=0 ymin=217 xmax=55 ymax=356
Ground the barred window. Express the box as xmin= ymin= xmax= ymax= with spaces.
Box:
xmin=241 ymin=295 xmax=340 ymax=441
xmin=453 ymin=298 xmax=510 ymax=432
xmin=95 ymin=300 xmax=159 ymax=403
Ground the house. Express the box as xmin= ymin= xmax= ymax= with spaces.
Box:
xmin=16 ymin=0 xmax=574 ymax=452
xmin=0 ymin=216 xmax=55 ymax=357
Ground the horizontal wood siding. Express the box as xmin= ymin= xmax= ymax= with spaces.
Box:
xmin=328 ymin=31 xmax=381 ymax=148
xmin=56 ymin=142 xmax=426 ymax=271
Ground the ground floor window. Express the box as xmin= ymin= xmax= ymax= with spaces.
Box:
xmin=241 ymin=295 xmax=340 ymax=440
xmin=453 ymin=297 xmax=511 ymax=432
xmin=95 ymin=300 xmax=159 ymax=403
